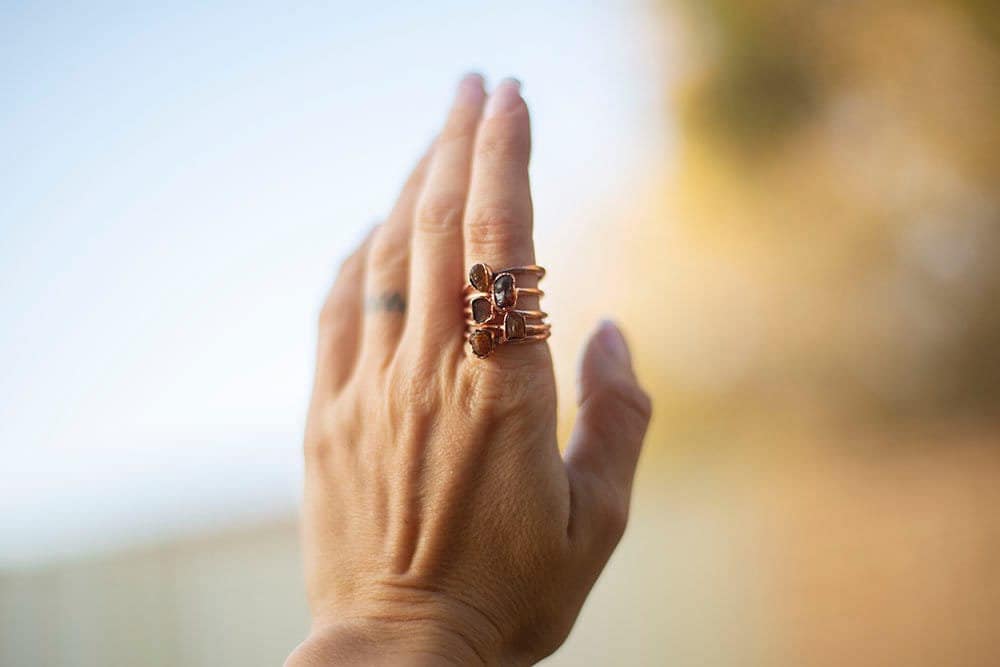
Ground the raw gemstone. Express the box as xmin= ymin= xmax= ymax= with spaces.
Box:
xmin=469 ymin=329 xmax=494 ymax=358
xmin=469 ymin=263 xmax=492 ymax=292
xmin=471 ymin=296 xmax=493 ymax=324
xmin=492 ymin=273 xmax=516 ymax=310
xmin=504 ymin=311 xmax=526 ymax=340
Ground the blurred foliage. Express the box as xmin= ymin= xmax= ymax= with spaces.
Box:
xmin=676 ymin=0 xmax=1000 ymax=155
xmin=638 ymin=0 xmax=1000 ymax=431
xmin=954 ymin=0 xmax=1000 ymax=43
xmin=677 ymin=0 xmax=821 ymax=153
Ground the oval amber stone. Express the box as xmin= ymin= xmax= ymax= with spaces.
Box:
xmin=492 ymin=273 xmax=516 ymax=310
xmin=469 ymin=329 xmax=494 ymax=358
xmin=471 ymin=296 xmax=493 ymax=324
xmin=469 ymin=263 xmax=492 ymax=292
xmin=504 ymin=311 xmax=526 ymax=340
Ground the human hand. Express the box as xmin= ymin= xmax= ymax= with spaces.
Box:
xmin=286 ymin=75 xmax=652 ymax=666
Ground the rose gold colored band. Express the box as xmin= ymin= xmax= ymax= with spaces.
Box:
xmin=464 ymin=309 xmax=549 ymax=319
xmin=463 ymin=287 xmax=545 ymax=298
xmin=498 ymin=264 xmax=546 ymax=278
xmin=465 ymin=328 xmax=551 ymax=358
xmin=464 ymin=322 xmax=551 ymax=332
xmin=464 ymin=330 xmax=552 ymax=341
xmin=506 ymin=332 xmax=551 ymax=343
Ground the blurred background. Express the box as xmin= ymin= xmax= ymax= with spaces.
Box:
xmin=2 ymin=1 xmax=998 ymax=665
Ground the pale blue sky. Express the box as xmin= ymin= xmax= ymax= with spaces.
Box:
xmin=0 ymin=1 xmax=673 ymax=566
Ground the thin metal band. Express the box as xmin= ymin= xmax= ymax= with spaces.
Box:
xmin=463 ymin=287 xmax=545 ymax=299
xmin=464 ymin=308 xmax=549 ymax=320
xmin=464 ymin=330 xmax=552 ymax=342
xmin=464 ymin=322 xmax=551 ymax=333
xmin=497 ymin=264 xmax=546 ymax=279
xmin=506 ymin=332 xmax=551 ymax=343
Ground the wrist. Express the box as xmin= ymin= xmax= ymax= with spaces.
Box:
xmin=285 ymin=617 xmax=491 ymax=667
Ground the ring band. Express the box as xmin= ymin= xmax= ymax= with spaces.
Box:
xmin=506 ymin=332 xmax=551 ymax=344
xmin=465 ymin=286 xmax=544 ymax=314
xmin=466 ymin=322 xmax=551 ymax=336
xmin=468 ymin=263 xmax=545 ymax=292
xmin=466 ymin=300 xmax=548 ymax=323
xmin=466 ymin=328 xmax=551 ymax=358
xmin=464 ymin=286 xmax=544 ymax=297
xmin=465 ymin=308 xmax=548 ymax=320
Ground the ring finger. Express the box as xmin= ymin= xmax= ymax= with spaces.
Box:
xmin=359 ymin=144 xmax=433 ymax=369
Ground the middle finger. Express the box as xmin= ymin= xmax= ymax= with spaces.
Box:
xmin=406 ymin=73 xmax=486 ymax=355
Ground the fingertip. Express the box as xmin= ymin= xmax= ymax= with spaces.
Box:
xmin=595 ymin=319 xmax=632 ymax=368
xmin=455 ymin=72 xmax=486 ymax=106
xmin=580 ymin=319 xmax=633 ymax=375
xmin=462 ymin=71 xmax=486 ymax=86
xmin=577 ymin=319 xmax=641 ymax=406
xmin=485 ymin=77 xmax=524 ymax=118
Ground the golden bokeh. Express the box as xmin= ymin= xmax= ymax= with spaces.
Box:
xmin=550 ymin=2 xmax=1000 ymax=664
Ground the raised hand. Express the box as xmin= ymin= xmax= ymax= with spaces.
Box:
xmin=287 ymin=75 xmax=652 ymax=666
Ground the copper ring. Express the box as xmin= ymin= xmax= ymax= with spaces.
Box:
xmin=463 ymin=287 xmax=545 ymax=298
xmin=468 ymin=322 xmax=551 ymax=336
xmin=465 ymin=308 xmax=548 ymax=318
xmin=465 ymin=262 xmax=550 ymax=358
xmin=465 ymin=306 xmax=548 ymax=324
xmin=466 ymin=328 xmax=551 ymax=359
xmin=506 ymin=332 xmax=551 ymax=344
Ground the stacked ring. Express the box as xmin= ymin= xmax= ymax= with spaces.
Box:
xmin=464 ymin=263 xmax=551 ymax=358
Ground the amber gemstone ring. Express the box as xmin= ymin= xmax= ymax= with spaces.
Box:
xmin=465 ymin=263 xmax=550 ymax=358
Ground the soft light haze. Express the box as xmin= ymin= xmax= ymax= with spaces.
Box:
xmin=0 ymin=1 xmax=670 ymax=566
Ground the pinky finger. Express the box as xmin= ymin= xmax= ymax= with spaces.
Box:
xmin=314 ymin=228 xmax=376 ymax=396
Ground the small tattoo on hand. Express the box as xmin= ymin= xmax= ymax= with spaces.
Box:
xmin=366 ymin=292 xmax=406 ymax=313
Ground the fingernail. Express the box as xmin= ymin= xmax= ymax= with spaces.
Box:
xmin=597 ymin=319 xmax=632 ymax=368
xmin=455 ymin=72 xmax=485 ymax=106
xmin=485 ymin=77 xmax=522 ymax=118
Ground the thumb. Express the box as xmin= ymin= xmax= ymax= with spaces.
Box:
xmin=564 ymin=320 xmax=653 ymax=543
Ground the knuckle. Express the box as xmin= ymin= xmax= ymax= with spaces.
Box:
xmin=415 ymin=195 xmax=465 ymax=235
xmin=595 ymin=486 xmax=629 ymax=543
xmin=466 ymin=206 xmax=528 ymax=248
xmin=467 ymin=356 xmax=549 ymax=413
xmin=367 ymin=228 xmax=408 ymax=273
xmin=622 ymin=383 xmax=653 ymax=423
xmin=586 ymin=380 xmax=652 ymax=431
xmin=473 ymin=377 xmax=521 ymax=417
